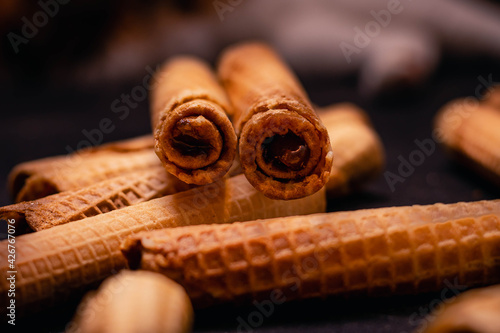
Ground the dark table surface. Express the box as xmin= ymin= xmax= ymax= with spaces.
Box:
xmin=1 ymin=56 xmax=499 ymax=332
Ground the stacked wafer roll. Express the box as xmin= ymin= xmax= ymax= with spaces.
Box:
xmin=0 ymin=174 xmax=326 ymax=315
xmin=122 ymin=200 xmax=500 ymax=306
xmin=218 ymin=42 xmax=334 ymax=200
xmin=2 ymin=102 xmax=384 ymax=233
xmin=422 ymin=284 xmax=500 ymax=333
xmin=435 ymin=98 xmax=500 ymax=186
xmin=9 ymin=135 xmax=159 ymax=203
xmin=151 ymin=56 xmax=237 ymax=185
xmin=4 ymin=40 xmax=498 ymax=333
xmin=0 ymin=166 xmax=192 ymax=232
xmin=318 ymin=103 xmax=384 ymax=196
xmin=81 ymin=134 xmax=154 ymax=152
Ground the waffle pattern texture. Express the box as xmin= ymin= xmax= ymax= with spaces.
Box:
xmin=0 ymin=174 xmax=326 ymax=314
xmin=8 ymin=135 xmax=155 ymax=202
xmin=1 ymin=166 xmax=192 ymax=231
xmin=12 ymin=150 xmax=161 ymax=202
xmin=123 ymin=200 xmax=500 ymax=306
xmin=218 ymin=42 xmax=333 ymax=200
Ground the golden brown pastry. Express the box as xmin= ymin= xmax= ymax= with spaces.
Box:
xmin=68 ymin=271 xmax=193 ymax=333
xmin=123 ymin=200 xmax=500 ymax=306
xmin=218 ymin=42 xmax=333 ymax=200
xmin=422 ymin=284 xmax=500 ymax=333
xmin=484 ymin=85 xmax=500 ymax=110
xmin=151 ymin=56 xmax=237 ymax=185
xmin=318 ymin=103 xmax=384 ymax=196
xmin=0 ymin=174 xmax=326 ymax=314
xmin=9 ymin=135 xmax=159 ymax=203
xmin=435 ymin=99 xmax=500 ymax=186
xmin=1 ymin=166 xmax=192 ymax=232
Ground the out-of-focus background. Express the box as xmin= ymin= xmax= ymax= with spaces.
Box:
xmin=1 ymin=0 xmax=500 ymax=332
xmin=1 ymin=0 xmax=500 ymax=92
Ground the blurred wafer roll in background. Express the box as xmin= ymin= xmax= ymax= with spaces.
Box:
xmin=151 ymin=56 xmax=237 ymax=185
xmin=435 ymin=98 xmax=500 ymax=186
xmin=318 ymin=103 xmax=385 ymax=196
xmin=0 ymin=166 xmax=192 ymax=232
xmin=81 ymin=134 xmax=154 ymax=152
xmin=68 ymin=271 xmax=193 ymax=333
xmin=10 ymin=149 xmax=161 ymax=203
xmin=0 ymin=174 xmax=326 ymax=315
xmin=484 ymin=85 xmax=500 ymax=109
xmin=218 ymin=42 xmax=333 ymax=200
xmin=422 ymin=284 xmax=500 ymax=333
xmin=122 ymin=200 xmax=500 ymax=306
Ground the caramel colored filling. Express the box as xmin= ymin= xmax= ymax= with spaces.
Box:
xmin=166 ymin=115 xmax=223 ymax=170
xmin=263 ymin=132 xmax=310 ymax=172
xmin=172 ymin=116 xmax=217 ymax=157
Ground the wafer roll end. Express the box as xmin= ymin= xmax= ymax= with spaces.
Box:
xmin=219 ymin=42 xmax=334 ymax=199
xmin=239 ymin=107 xmax=334 ymax=200
xmin=434 ymin=98 xmax=500 ymax=186
xmin=0 ymin=204 xmax=31 ymax=233
xmin=485 ymin=85 xmax=500 ymax=109
xmin=68 ymin=270 xmax=193 ymax=333
xmin=319 ymin=103 xmax=385 ymax=195
xmin=8 ymin=164 xmax=57 ymax=202
xmin=154 ymin=99 xmax=237 ymax=185
xmin=152 ymin=57 xmax=237 ymax=185
xmin=422 ymin=285 xmax=500 ymax=333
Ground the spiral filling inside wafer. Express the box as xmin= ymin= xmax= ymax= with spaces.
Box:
xmin=170 ymin=115 xmax=223 ymax=168
xmin=244 ymin=109 xmax=323 ymax=183
xmin=263 ymin=132 xmax=310 ymax=172
xmin=157 ymin=100 xmax=231 ymax=172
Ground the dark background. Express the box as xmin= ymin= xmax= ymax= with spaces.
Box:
xmin=1 ymin=55 xmax=499 ymax=332
xmin=1 ymin=1 xmax=500 ymax=331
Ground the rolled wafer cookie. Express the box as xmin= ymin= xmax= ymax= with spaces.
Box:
xmin=218 ymin=42 xmax=333 ymax=200
xmin=484 ymin=85 xmax=500 ymax=109
xmin=422 ymin=284 xmax=500 ymax=333
xmin=0 ymin=174 xmax=326 ymax=315
xmin=8 ymin=135 xmax=154 ymax=201
xmin=67 ymin=271 xmax=193 ymax=333
xmin=11 ymin=149 xmax=161 ymax=203
xmin=151 ymin=56 xmax=237 ymax=185
xmin=220 ymin=103 xmax=385 ymax=195
xmin=0 ymin=166 xmax=192 ymax=232
xmin=435 ymin=98 xmax=500 ymax=186
xmin=318 ymin=103 xmax=385 ymax=196
xmin=82 ymin=134 xmax=154 ymax=153
xmin=122 ymin=200 xmax=500 ymax=306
